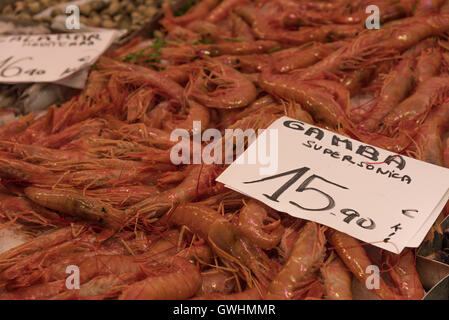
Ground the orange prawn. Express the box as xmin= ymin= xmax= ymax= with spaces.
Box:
xmin=0 ymin=226 xmax=81 ymax=264
xmin=204 ymin=0 xmax=248 ymax=23
xmin=166 ymin=203 xmax=276 ymax=287
xmin=386 ymin=249 xmax=424 ymax=300
xmin=327 ymin=230 xmax=403 ymax=300
xmin=24 ymin=187 xmax=127 ymax=231
xmin=237 ymin=199 xmax=284 ymax=250
xmin=415 ymin=46 xmax=443 ymax=83
xmin=119 ymin=257 xmax=201 ymax=300
xmin=0 ymin=193 xmax=58 ymax=226
xmin=197 ymin=40 xmax=279 ymax=57
xmin=197 ymin=269 xmax=236 ymax=296
xmin=162 ymin=99 xmax=211 ymax=134
xmin=258 ymin=67 xmax=351 ymax=129
xmin=272 ymin=41 xmax=347 ymax=73
xmin=381 ymin=77 xmax=449 ymax=135
xmin=409 ymin=101 xmax=449 ymax=166
xmin=162 ymin=0 xmax=219 ymax=27
xmin=358 ymin=56 xmax=416 ymax=132
xmin=266 ymin=222 xmax=327 ymax=299
xmin=129 ymin=164 xmax=222 ymax=219
xmin=97 ymin=57 xmax=184 ymax=103
xmin=188 ymin=61 xmax=258 ymax=109
xmin=320 ymin=252 xmax=352 ymax=300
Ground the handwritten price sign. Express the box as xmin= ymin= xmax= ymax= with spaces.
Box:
xmin=217 ymin=116 xmax=449 ymax=253
xmin=0 ymin=31 xmax=118 ymax=83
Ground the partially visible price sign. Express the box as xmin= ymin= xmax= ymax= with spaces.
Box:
xmin=217 ymin=116 xmax=449 ymax=254
xmin=0 ymin=31 xmax=118 ymax=83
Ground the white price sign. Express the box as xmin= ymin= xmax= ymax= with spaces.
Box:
xmin=0 ymin=31 xmax=118 ymax=83
xmin=217 ymin=116 xmax=449 ymax=253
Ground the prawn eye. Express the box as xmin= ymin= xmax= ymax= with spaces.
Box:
xmin=98 ymin=217 xmax=104 ymax=223
xmin=101 ymin=207 xmax=106 ymax=213
xmin=378 ymin=122 xmax=384 ymax=127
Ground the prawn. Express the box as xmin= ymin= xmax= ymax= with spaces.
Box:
xmin=24 ymin=187 xmax=128 ymax=231
xmin=144 ymin=101 xmax=172 ymax=129
xmin=278 ymin=219 xmax=303 ymax=262
xmin=10 ymin=253 xmax=152 ymax=290
xmin=161 ymin=63 xmax=199 ymax=84
xmin=85 ymin=186 xmax=160 ymax=208
xmin=327 ymin=230 xmax=403 ymax=300
xmin=166 ymin=204 xmax=275 ymax=287
xmin=258 ymin=68 xmax=351 ymax=129
xmin=163 ymin=99 xmax=211 ymax=134
xmin=237 ymin=199 xmax=284 ymax=250
xmin=129 ymin=164 xmax=222 ymax=219
xmin=196 ymin=269 xmax=236 ymax=296
xmin=320 ymin=252 xmax=352 ymax=300
xmin=342 ymin=67 xmax=375 ymax=96
xmin=0 ymin=158 xmax=55 ymax=184
xmin=409 ymin=101 xmax=449 ymax=166
xmin=272 ymin=41 xmax=347 ymax=73
xmin=37 ymin=118 xmax=108 ymax=149
xmin=236 ymin=4 xmax=360 ymax=45
xmin=0 ymin=157 xmax=170 ymax=189
xmin=358 ymin=57 xmax=416 ymax=132
xmin=188 ymin=61 xmax=258 ymax=109
xmin=123 ymin=88 xmax=155 ymax=123
xmin=97 ymin=57 xmax=184 ymax=103
xmin=138 ymin=229 xmax=180 ymax=262
xmin=107 ymin=120 xmax=175 ymax=150
xmin=381 ymin=77 xmax=449 ymax=135
xmin=204 ymin=0 xmax=248 ymax=23
xmin=0 ymin=141 xmax=91 ymax=163
xmin=177 ymin=244 xmax=214 ymax=265
xmin=415 ymin=46 xmax=443 ymax=83
xmin=214 ymin=54 xmax=271 ymax=73
xmin=228 ymin=12 xmax=255 ymax=41
xmin=162 ymin=0 xmax=219 ymax=27
xmin=68 ymin=138 xmax=172 ymax=163
xmin=266 ymin=222 xmax=327 ymax=299
xmin=0 ymin=233 xmax=101 ymax=283
xmin=0 ymin=193 xmax=58 ymax=226
xmin=166 ymin=25 xmax=202 ymax=43
xmin=0 ymin=226 xmax=81 ymax=268
xmin=197 ymin=40 xmax=279 ymax=57
xmin=119 ymin=257 xmax=201 ymax=300
xmin=51 ymin=273 xmax=139 ymax=300
xmin=386 ymin=249 xmax=424 ymax=300
xmin=63 ymin=165 xmax=175 ymax=188
xmin=298 ymin=14 xmax=449 ymax=80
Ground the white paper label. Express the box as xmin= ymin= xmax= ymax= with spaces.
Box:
xmin=217 ymin=116 xmax=449 ymax=253
xmin=0 ymin=31 xmax=117 ymax=83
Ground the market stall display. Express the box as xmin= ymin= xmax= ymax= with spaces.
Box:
xmin=1 ymin=0 xmax=449 ymax=300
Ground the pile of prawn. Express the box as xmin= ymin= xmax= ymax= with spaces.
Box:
xmin=1 ymin=0 xmax=449 ymax=300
